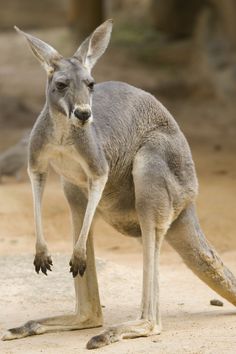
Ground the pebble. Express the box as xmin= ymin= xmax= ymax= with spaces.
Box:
xmin=210 ymin=299 xmax=223 ymax=306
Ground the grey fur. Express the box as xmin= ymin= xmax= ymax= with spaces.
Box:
xmin=3 ymin=20 xmax=236 ymax=349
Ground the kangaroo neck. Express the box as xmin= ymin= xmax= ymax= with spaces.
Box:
xmin=44 ymin=104 xmax=107 ymax=176
xmin=47 ymin=106 xmax=72 ymax=145
xmin=47 ymin=104 xmax=90 ymax=146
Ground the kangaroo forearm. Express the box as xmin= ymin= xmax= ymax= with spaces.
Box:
xmin=29 ymin=171 xmax=48 ymax=250
xmin=70 ymin=175 xmax=108 ymax=277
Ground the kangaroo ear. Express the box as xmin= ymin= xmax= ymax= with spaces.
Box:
xmin=73 ymin=19 xmax=113 ymax=72
xmin=14 ymin=26 xmax=62 ymax=73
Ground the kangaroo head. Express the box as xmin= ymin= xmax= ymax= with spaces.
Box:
xmin=15 ymin=20 xmax=113 ymax=127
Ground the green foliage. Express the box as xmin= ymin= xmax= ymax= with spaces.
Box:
xmin=111 ymin=22 xmax=168 ymax=66
xmin=112 ymin=22 xmax=161 ymax=46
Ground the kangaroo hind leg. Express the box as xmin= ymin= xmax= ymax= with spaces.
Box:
xmin=87 ymin=148 xmax=173 ymax=349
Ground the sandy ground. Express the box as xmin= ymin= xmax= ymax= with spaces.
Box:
xmin=0 ymin=167 xmax=236 ymax=354
xmin=0 ymin=27 xmax=236 ymax=353
xmin=1 ymin=252 xmax=236 ymax=354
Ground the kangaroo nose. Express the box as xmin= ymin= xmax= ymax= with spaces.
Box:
xmin=74 ymin=109 xmax=91 ymax=122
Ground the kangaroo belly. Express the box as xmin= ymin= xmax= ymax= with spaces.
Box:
xmin=99 ymin=181 xmax=141 ymax=237
xmin=101 ymin=210 xmax=141 ymax=237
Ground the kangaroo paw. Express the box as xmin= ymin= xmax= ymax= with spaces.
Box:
xmin=69 ymin=254 xmax=87 ymax=277
xmin=34 ymin=253 xmax=53 ymax=275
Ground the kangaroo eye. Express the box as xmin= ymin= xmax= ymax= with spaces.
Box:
xmin=55 ymin=81 xmax=68 ymax=91
xmin=87 ymin=81 xmax=95 ymax=91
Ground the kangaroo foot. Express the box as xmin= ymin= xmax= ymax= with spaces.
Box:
xmin=2 ymin=314 xmax=102 ymax=341
xmin=87 ymin=319 xmax=161 ymax=349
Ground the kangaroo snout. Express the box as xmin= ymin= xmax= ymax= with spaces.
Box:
xmin=74 ymin=108 xmax=91 ymax=122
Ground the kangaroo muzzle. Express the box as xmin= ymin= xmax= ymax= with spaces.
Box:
xmin=72 ymin=104 xmax=92 ymax=126
xmin=74 ymin=108 xmax=91 ymax=122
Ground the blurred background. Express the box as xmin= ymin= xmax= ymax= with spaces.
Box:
xmin=0 ymin=0 xmax=235 ymax=260
xmin=1 ymin=3 xmax=236 ymax=352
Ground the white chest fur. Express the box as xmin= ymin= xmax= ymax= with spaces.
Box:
xmin=47 ymin=144 xmax=88 ymax=188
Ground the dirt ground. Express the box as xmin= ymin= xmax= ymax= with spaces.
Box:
xmin=0 ymin=177 xmax=236 ymax=354
xmin=0 ymin=28 xmax=236 ymax=353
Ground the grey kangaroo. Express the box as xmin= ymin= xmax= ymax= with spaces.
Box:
xmin=2 ymin=20 xmax=236 ymax=349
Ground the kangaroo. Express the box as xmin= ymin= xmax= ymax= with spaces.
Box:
xmin=2 ymin=20 xmax=236 ymax=349
xmin=0 ymin=132 xmax=29 ymax=183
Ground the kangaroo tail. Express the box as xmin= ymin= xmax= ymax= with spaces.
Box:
xmin=166 ymin=203 xmax=236 ymax=306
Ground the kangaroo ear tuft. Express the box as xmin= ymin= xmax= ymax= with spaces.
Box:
xmin=14 ymin=26 xmax=62 ymax=72
xmin=73 ymin=19 xmax=113 ymax=72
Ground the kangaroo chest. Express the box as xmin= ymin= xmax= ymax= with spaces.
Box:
xmin=47 ymin=144 xmax=88 ymax=188
xmin=46 ymin=143 xmax=141 ymax=237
